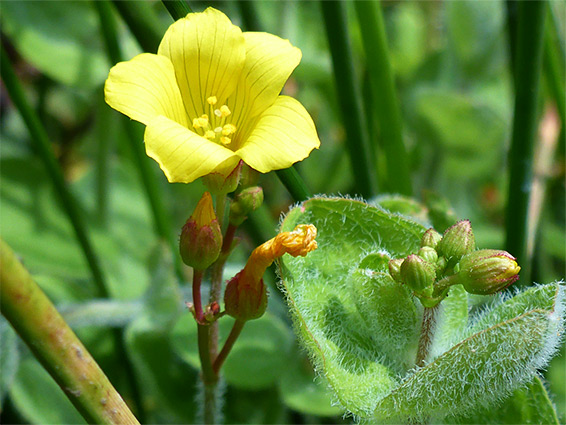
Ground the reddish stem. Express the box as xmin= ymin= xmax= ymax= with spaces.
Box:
xmin=192 ymin=269 xmax=205 ymax=323
xmin=213 ymin=319 xmax=245 ymax=375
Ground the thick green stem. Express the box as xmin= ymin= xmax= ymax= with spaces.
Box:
xmin=416 ymin=305 xmax=440 ymax=368
xmin=0 ymin=46 xmax=108 ymax=298
xmin=275 ymin=168 xmax=312 ymax=202
xmin=504 ymin=0 xmax=547 ymax=285
xmin=320 ymin=1 xmax=378 ymax=198
xmin=213 ymin=320 xmax=245 ymax=375
xmin=354 ymin=0 xmax=412 ymax=196
xmin=0 ymin=239 xmax=139 ymax=425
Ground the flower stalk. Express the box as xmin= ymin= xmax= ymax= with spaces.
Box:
xmin=416 ymin=305 xmax=440 ymax=368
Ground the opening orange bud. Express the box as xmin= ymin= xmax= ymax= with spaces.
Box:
xmin=224 ymin=224 xmax=318 ymax=321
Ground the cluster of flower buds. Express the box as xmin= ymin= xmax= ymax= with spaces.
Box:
xmin=388 ymin=220 xmax=520 ymax=307
xmin=179 ymin=191 xmax=222 ymax=271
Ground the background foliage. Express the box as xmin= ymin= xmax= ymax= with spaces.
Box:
xmin=1 ymin=0 xmax=564 ymax=423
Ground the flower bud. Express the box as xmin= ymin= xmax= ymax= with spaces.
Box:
xmin=418 ymin=246 xmax=438 ymax=264
xmin=229 ymin=186 xmax=264 ymax=226
xmin=202 ymin=160 xmax=243 ymax=194
xmin=224 ymin=271 xmax=268 ymax=321
xmin=437 ymin=220 xmax=475 ymax=260
xmin=455 ymin=249 xmax=520 ymax=295
xmin=388 ymin=258 xmax=404 ymax=283
xmin=421 ymin=228 xmax=442 ymax=249
xmin=400 ymin=254 xmax=436 ymax=292
xmin=179 ymin=192 xmax=222 ymax=270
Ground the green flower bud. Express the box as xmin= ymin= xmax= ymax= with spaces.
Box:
xmin=437 ymin=220 xmax=475 ymax=260
xmin=229 ymin=186 xmax=264 ymax=226
xmin=400 ymin=254 xmax=436 ymax=292
xmin=418 ymin=246 xmax=438 ymax=264
xmin=202 ymin=160 xmax=243 ymax=194
xmin=420 ymin=228 xmax=442 ymax=249
xmin=388 ymin=258 xmax=404 ymax=283
xmin=224 ymin=270 xmax=268 ymax=321
xmin=456 ymin=249 xmax=521 ymax=295
xmin=179 ymin=192 xmax=222 ymax=270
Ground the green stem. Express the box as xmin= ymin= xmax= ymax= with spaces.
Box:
xmin=543 ymin=8 xmax=565 ymax=132
xmin=320 ymin=1 xmax=378 ymax=198
xmin=0 ymin=239 xmax=139 ymax=425
xmin=95 ymin=100 xmax=111 ymax=225
xmin=354 ymin=0 xmax=412 ymax=196
xmin=237 ymin=0 xmax=262 ymax=32
xmin=504 ymin=0 xmax=547 ymax=285
xmin=213 ymin=320 xmax=245 ymax=375
xmin=162 ymin=0 xmax=193 ymax=21
xmin=0 ymin=46 xmax=108 ymax=298
xmin=111 ymin=0 xmax=162 ymax=53
xmin=95 ymin=0 xmax=184 ymax=283
xmin=275 ymin=168 xmax=312 ymax=202
xmin=415 ymin=305 xmax=439 ymax=368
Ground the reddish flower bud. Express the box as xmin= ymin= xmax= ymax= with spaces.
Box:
xmin=421 ymin=228 xmax=442 ymax=249
xmin=456 ymin=249 xmax=521 ymax=295
xmin=224 ymin=270 xmax=268 ymax=321
xmin=437 ymin=220 xmax=475 ymax=260
xmin=202 ymin=160 xmax=243 ymax=194
xmin=179 ymin=192 xmax=222 ymax=270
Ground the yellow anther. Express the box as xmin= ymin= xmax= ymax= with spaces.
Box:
xmin=192 ymin=118 xmax=202 ymax=129
xmin=219 ymin=105 xmax=231 ymax=117
xmin=220 ymin=136 xmax=232 ymax=145
xmin=222 ymin=124 xmax=236 ymax=136
xmin=207 ymin=96 xmax=217 ymax=105
xmin=204 ymin=130 xmax=216 ymax=140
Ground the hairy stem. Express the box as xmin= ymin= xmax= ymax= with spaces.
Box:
xmin=416 ymin=305 xmax=440 ymax=368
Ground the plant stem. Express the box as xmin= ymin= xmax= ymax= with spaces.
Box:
xmin=0 ymin=46 xmax=108 ymax=299
xmin=320 ymin=0 xmax=378 ymax=198
xmin=213 ymin=320 xmax=245 ymax=375
xmin=275 ymin=168 xmax=312 ymax=202
xmin=416 ymin=305 xmax=439 ymax=368
xmin=354 ymin=0 xmax=412 ymax=196
xmin=111 ymin=0 xmax=162 ymax=53
xmin=95 ymin=0 xmax=185 ymax=283
xmin=193 ymin=269 xmax=205 ymax=322
xmin=0 ymin=239 xmax=139 ymax=425
xmin=504 ymin=0 xmax=547 ymax=285
xmin=162 ymin=0 xmax=193 ymax=21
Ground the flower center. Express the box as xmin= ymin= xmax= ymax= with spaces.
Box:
xmin=191 ymin=96 xmax=237 ymax=146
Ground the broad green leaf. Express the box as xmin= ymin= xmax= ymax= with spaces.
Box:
xmin=278 ymin=349 xmax=344 ymax=417
xmin=279 ymin=197 xmax=428 ymax=415
xmin=9 ymin=357 xmax=86 ymax=424
xmin=447 ymin=376 xmax=560 ymax=424
xmin=0 ymin=318 xmax=19 ymax=402
xmin=171 ymin=312 xmax=293 ymax=390
xmin=372 ymin=194 xmax=430 ymax=226
xmin=1 ymin=1 xmax=109 ymax=88
xmin=372 ymin=282 xmax=565 ymax=422
xmin=431 ymin=284 xmax=468 ymax=357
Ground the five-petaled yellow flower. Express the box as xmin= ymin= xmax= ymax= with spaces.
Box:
xmin=105 ymin=7 xmax=320 ymax=184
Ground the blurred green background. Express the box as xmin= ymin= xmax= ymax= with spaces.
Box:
xmin=1 ymin=1 xmax=564 ymax=423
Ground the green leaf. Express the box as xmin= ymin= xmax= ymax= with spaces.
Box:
xmin=372 ymin=194 xmax=430 ymax=226
xmin=1 ymin=1 xmax=110 ymax=88
xmin=278 ymin=349 xmax=344 ymax=417
xmin=279 ymin=197 xmax=428 ymax=416
xmin=449 ymin=376 xmax=560 ymax=424
xmin=372 ymin=283 xmax=565 ymax=422
xmin=9 ymin=357 xmax=86 ymax=424
xmin=171 ymin=312 xmax=293 ymax=390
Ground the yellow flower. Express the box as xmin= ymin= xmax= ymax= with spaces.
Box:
xmin=104 ymin=7 xmax=320 ymax=184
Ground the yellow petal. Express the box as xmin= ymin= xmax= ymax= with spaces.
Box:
xmin=104 ymin=53 xmax=187 ymax=127
xmin=145 ymin=115 xmax=240 ymax=183
xmin=229 ymin=32 xmax=302 ymax=133
xmin=235 ymin=96 xmax=320 ymax=173
xmin=157 ymin=7 xmax=245 ymax=121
